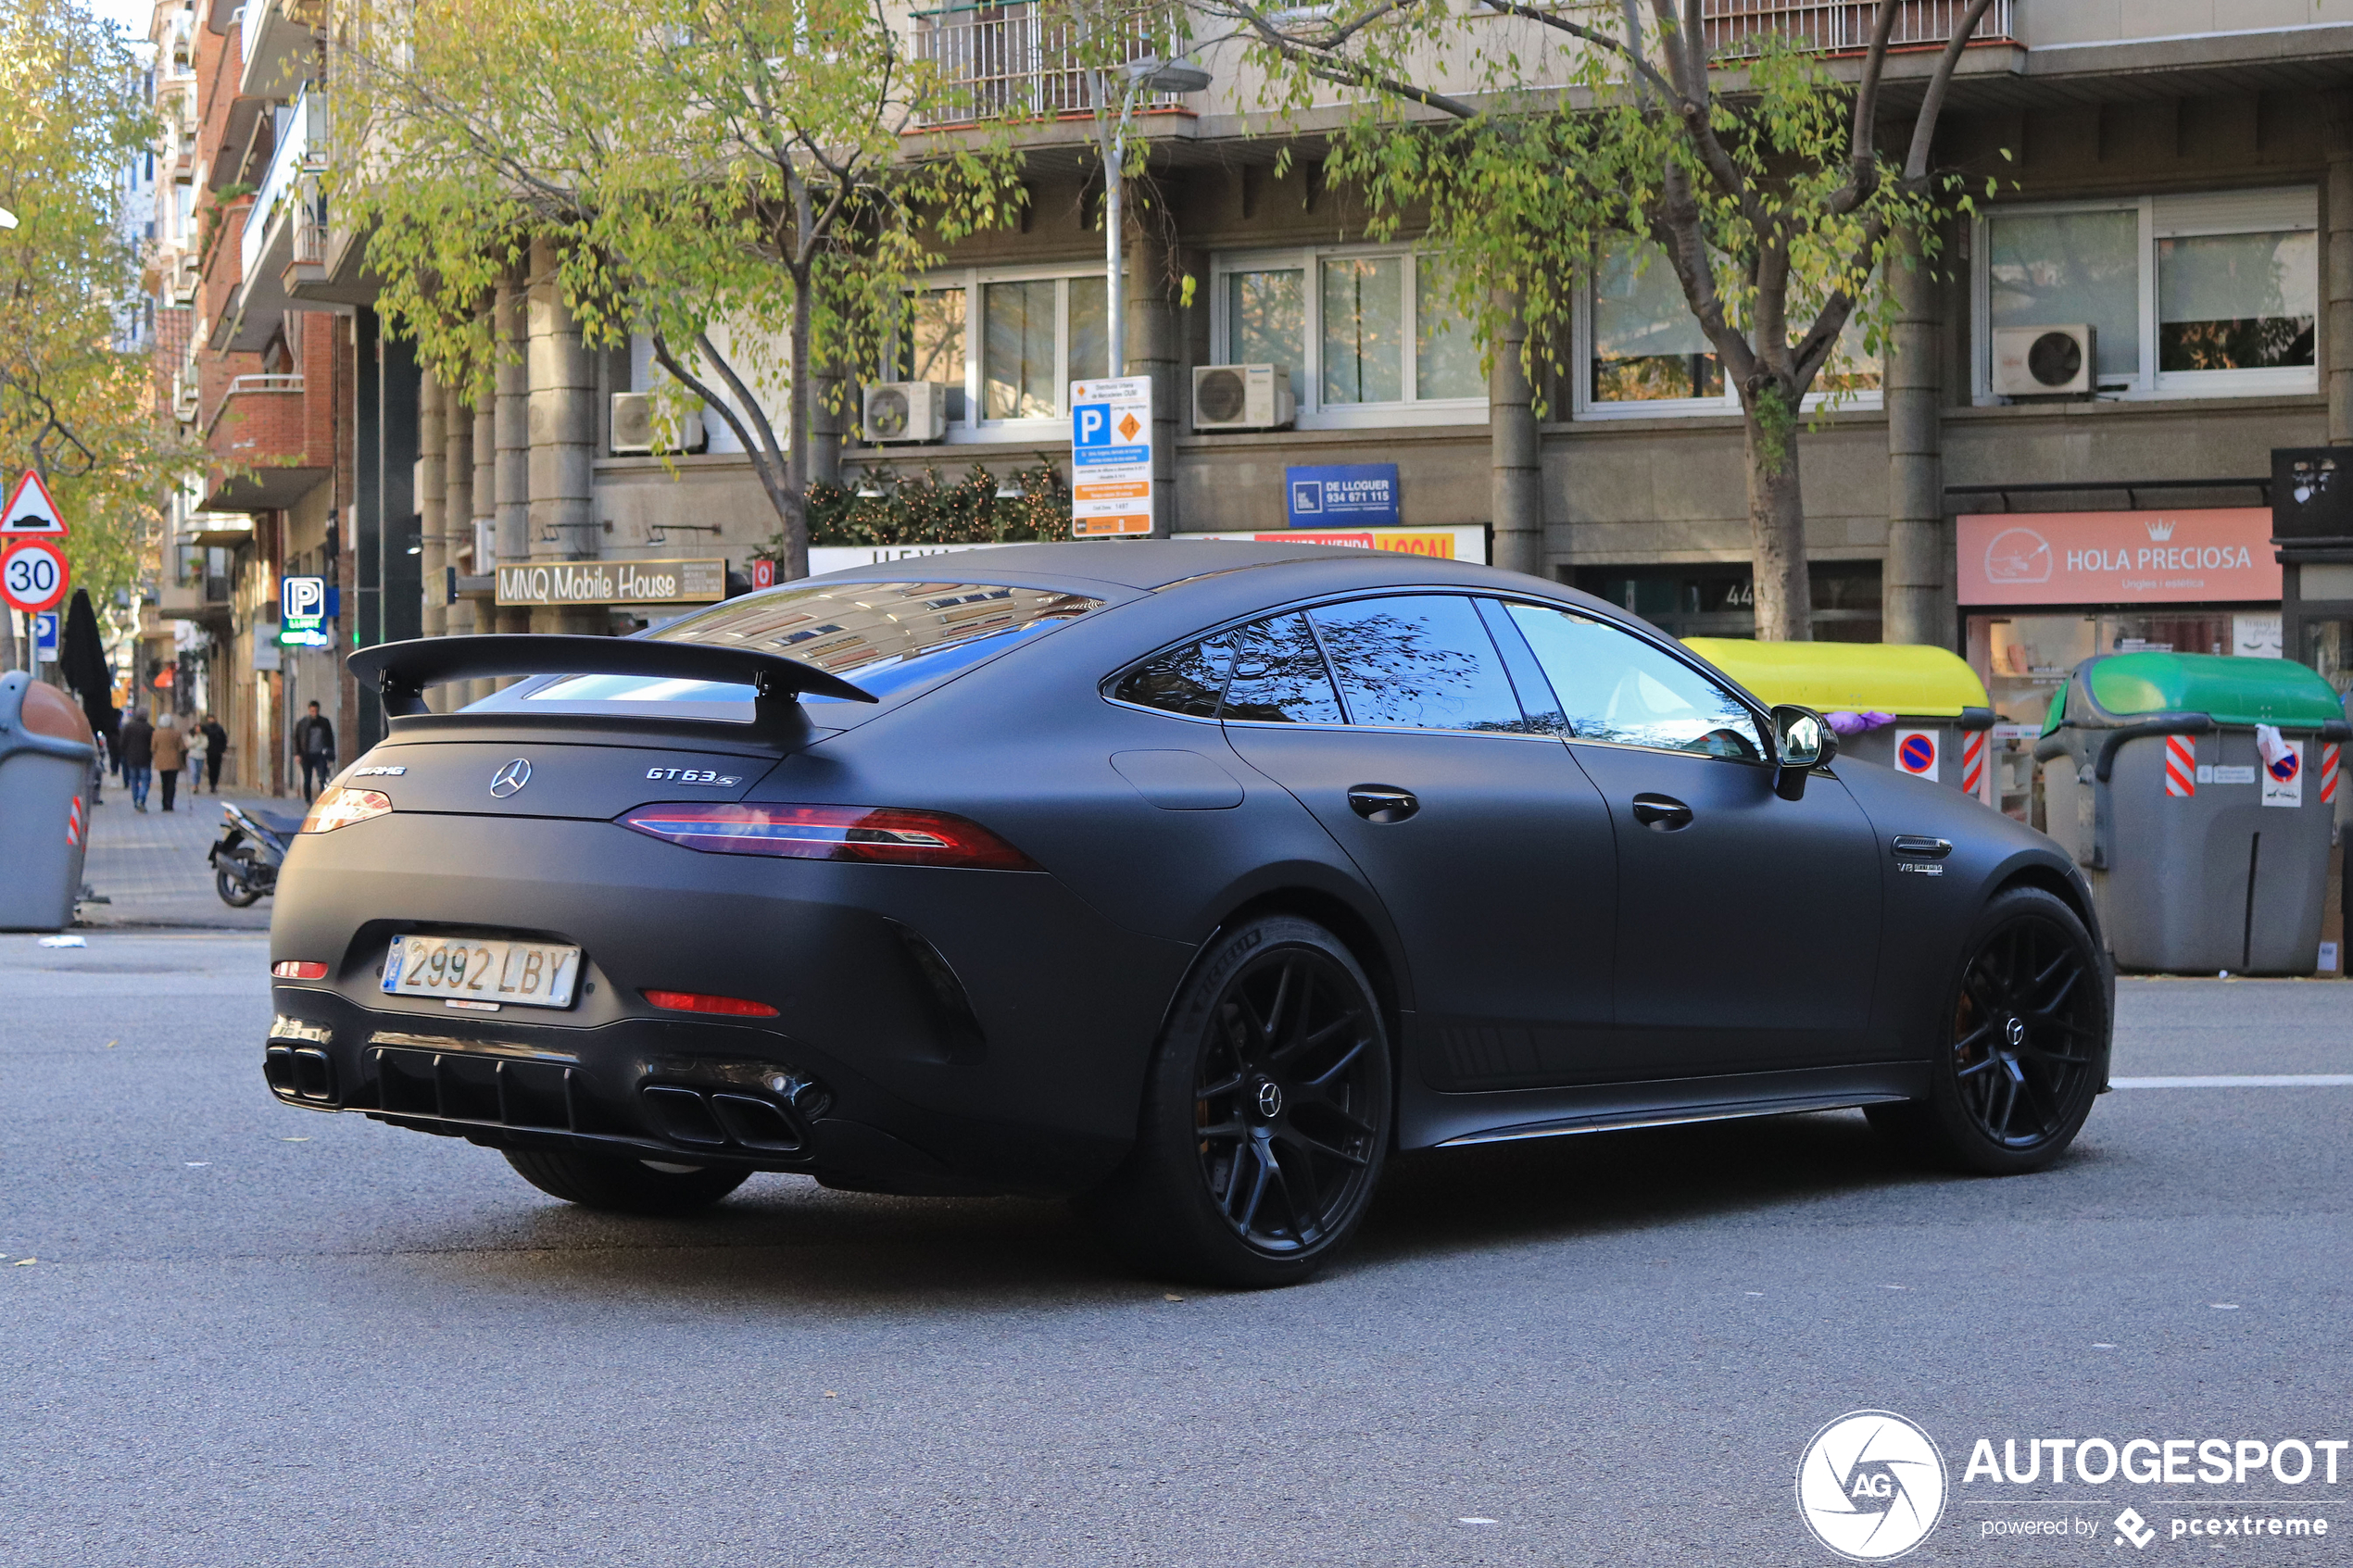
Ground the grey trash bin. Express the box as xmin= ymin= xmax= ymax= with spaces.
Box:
xmin=2035 ymin=652 xmax=2348 ymax=974
xmin=0 ymin=671 xmax=98 ymax=933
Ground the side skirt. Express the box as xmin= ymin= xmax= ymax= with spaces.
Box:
xmin=1400 ymin=1062 xmax=1930 ymax=1151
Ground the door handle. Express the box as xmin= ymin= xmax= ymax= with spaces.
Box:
xmin=1347 ymin=784 xmax=1419 ymax=823
xmin=1630 ymin=793 xmax=1693 ymax=831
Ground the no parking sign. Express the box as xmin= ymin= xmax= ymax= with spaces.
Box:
xmin=1894 ymin=728 xmax=1938 ymax=781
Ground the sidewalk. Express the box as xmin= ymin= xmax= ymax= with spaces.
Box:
xmin=77 ymin=779 xmax=306 ymax=931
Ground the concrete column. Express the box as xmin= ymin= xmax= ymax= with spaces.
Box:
xmin=416 ymin=371 xmax=448 ymax=707
xmin=470 ymin=320 xmax=498 ymax=703
xmin=2329 ymin=90 xmax=2353 ymax=445
xmin=494 ymin=272 xmax=533 ymax=640
xmin=1489 ymin=287 xmax=1545 ymax=578
xmin=1123 ymin=187 xmax=1180 ymax=537
xmin=443 ymin=391 xmax=476 ymax=684
xmin=810 ymin=363 xmax=843 ymax=489
xmin=526 ymin=235 xmax=601 ymax=633
xmin=1884 ymin=230 xmax=1948 ymax=648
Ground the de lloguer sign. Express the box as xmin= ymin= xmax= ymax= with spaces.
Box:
xmin=495 ymin=558 xmax=725 ymax=607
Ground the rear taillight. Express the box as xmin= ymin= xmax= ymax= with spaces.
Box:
xmin=271 ymin=960 xmax=329 ymax=980
xmin=301 ymin=787 xmax=393 ymax=834
xmin=642 ymin=989 xmax=780 ymax=1018
xmin=619 ymin=802 xmax=1039 ymax=871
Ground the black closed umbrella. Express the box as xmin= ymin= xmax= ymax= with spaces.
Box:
xmin=59 ymin=588 xmax=118 ymax=743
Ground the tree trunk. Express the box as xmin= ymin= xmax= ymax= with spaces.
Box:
xmin=1742 ymin=385 xmax=1813 ymax=641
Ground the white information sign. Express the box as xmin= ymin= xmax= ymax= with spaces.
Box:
xmin=1069 ymin=376 xmax=1153 ymax=538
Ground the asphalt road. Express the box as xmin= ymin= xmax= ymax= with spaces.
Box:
xmin=3 ymin=938 xmax=2347 ymax=1567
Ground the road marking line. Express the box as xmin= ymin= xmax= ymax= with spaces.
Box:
xmin=2111 ymin=1074 xmax=2353 ymax=1087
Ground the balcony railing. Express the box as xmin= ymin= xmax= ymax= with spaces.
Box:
xmin=912 ymin=4 xmax=1188 ymax=128
xmin=224 ymin=373 xmax=305 ymax=396
xmin=1702 ymin=0 xmax=2014 ymax=57
xmin=242 ymin=88 xmax=324 ymax=283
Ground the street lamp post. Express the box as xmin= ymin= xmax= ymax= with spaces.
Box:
xmin=1090 ymin=55 xmax=1210 ymax=378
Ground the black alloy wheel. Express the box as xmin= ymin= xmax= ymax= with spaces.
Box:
xmin=1080 ymin=914 xmax=1391 ymax=1286
xmin=1950 ymin=916 xmax=2100 ymax=1148
xmin=1194 ymin=943 xmax=1385 ymax=1255
xmin=1869 ymin=886 xmax=2107 ymax=1174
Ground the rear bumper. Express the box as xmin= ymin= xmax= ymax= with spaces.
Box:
xmin=266 ymin=811 xmax=1196 ymax=1193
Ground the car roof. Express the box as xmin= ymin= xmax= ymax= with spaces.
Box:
xmin=807 ymin=539 xmax=1605 ymax=606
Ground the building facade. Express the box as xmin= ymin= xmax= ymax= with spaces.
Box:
xmin=145 ymin=2 xmax=2353 ymax=811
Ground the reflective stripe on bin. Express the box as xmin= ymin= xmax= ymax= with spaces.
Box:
xmin=2165 ymin=734 xmax=2197 ymax=797
xmin=65 ymin=796 xmax=82 ymax=848
xmin=1961 ymin=731 xmax=1985 ymax=795
xmin=2324 ymin=744 xmax=2340 ymax=804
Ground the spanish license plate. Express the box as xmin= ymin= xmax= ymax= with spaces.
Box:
xmin=383 ymin=934 xmax=581 ymax=1010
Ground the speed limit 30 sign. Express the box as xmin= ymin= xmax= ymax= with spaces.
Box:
xmin=1 ymin=537 xmax=69 ymax=614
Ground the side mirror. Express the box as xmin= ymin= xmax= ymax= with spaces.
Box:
xmin=1771 ymin=705 xmax=1837 ymax=801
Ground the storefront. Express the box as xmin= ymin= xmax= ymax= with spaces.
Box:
xmin=1957 ymin=507 xmax=2282 ymax=827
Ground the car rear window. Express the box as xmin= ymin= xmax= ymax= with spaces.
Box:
xmin=472 ymin=581 xmax=1103 ymax=719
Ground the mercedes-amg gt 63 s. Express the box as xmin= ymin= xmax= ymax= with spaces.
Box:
xmin=266 ymin=542 xmax=2110 ymax=1286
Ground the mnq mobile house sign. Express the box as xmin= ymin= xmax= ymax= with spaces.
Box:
xmin=495 ymin=558 xmax=727 ymax=608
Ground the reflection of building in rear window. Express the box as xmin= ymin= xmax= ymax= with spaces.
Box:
xmin=497 ymin=582 xmax=1103 ymax=717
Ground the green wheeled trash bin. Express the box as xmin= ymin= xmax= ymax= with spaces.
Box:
xmin=1682 ymin=639 xmax=1997 ymax=799
xmin=2034 ymin=652 xmax=2349 ymax=974
xmin=0 ymin=671 xmax=98 ymax=932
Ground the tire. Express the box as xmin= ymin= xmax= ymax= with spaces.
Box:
xmin=1078 ymin=914 xmax=1392 ymax=1288
xmin=503 ymin=1149 xmax=750 ymax=1213
xmin=215 ymin=863 xmax=262 ymax=908
xmin=1867 ymin=886 xmax=2108 ymax=1175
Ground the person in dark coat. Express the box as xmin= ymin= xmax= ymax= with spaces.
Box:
xmin=198 ymin=714 xmax=227 ymax=794
xmin=119 ymin=709 xmax=154 ymax=811
xmin=293 ymin=701 xmax=335 ymax=801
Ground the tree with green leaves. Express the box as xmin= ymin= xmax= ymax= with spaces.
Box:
xmin=1 ymin=0 xmax=205 ymax=657
xmin=1201 ymin=0 xmax=1997 ymax=639
xmin=337 ymin=0 xmax=1018 ymax=579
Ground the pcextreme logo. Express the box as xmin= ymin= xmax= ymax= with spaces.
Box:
xmin=1797 ymin=1411 xmax=1948 ymax=1562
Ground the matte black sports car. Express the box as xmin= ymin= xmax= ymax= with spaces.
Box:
xmin=267 ymin=542 xmax=2111 ymax=1286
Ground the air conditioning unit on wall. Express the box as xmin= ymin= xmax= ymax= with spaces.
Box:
xmin=610 ymin=393 xmax=704 ymax=456
xmin=862 ymin=381 xmax=949 ymax=443
xmin=1992 ymin=325 xmax=2095 ymax=396
xmin=1192 ymin=364 xmax=1295 ymax=431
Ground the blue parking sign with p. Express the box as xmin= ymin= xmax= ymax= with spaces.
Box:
xmin=283 ymin=574 xmax=326 ymax=622
xmin=31 ymin=609 xmax=57 ymax=661
xmin=1075 ymin=404 xmax=1113 ymax=447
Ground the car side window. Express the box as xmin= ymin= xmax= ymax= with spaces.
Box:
xmin=1306 ymin=595 xmax=1533 ymax=734
xmin=1114 ymin=633 xmax=1235 ymax=718
xmin=1503 ymin=601 xmax=1764 ymax=760
xmin=1221 ymin=615 xmax=1346 ymax=724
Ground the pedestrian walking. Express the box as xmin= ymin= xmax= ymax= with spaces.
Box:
xmin=198 ymin=713 xmax=227 ymax=794
xmin=293 ymin=701 xmax=335 ymax=802
xmin=89 ymin=728 xmax=106 ymax=806
xmin=119 ymin=709 xmax=154 ymax=812
xmin=153 ymin=712 xmax=188 ymax=813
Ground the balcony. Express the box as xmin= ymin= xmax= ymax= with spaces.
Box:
xmin=240 ymin=0 xmax=317 ymax=99
xmin=223 ymin=89 xmax=326 ymax=351
xmin=1701 ymin=0 xmax=2015 ymax=57
xmin=204 ymin=371 xmax=330 ymax=510
xmin=200 ymin=192 xmax=252 ymax=346
xmin=911 ymin=4 xmax=1189 ymax=128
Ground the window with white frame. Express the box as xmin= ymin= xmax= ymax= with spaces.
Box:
xmin=887 ymin=269 xmax=1110 ymax=439
xmin=1574 ymin=235 xmax=1881 ymax=419
xmin=1211 ymin=246 xmax=1485 ymax=427
xmin=1977 ymin=188 xmax=2317 ymax=400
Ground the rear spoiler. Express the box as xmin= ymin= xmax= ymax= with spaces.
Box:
xmin=348 ymin=634 xmax=878 ymax=720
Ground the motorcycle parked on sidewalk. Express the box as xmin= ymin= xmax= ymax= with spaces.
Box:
xmin=209 ymin=802 xmax=304 ymax=907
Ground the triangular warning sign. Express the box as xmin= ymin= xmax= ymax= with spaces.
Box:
xmin=2 ymin=471 xmax=67 ymax=536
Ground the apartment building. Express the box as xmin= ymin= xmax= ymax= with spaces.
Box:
xmin=150 ymin=2 xmax=2353 ymax=797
